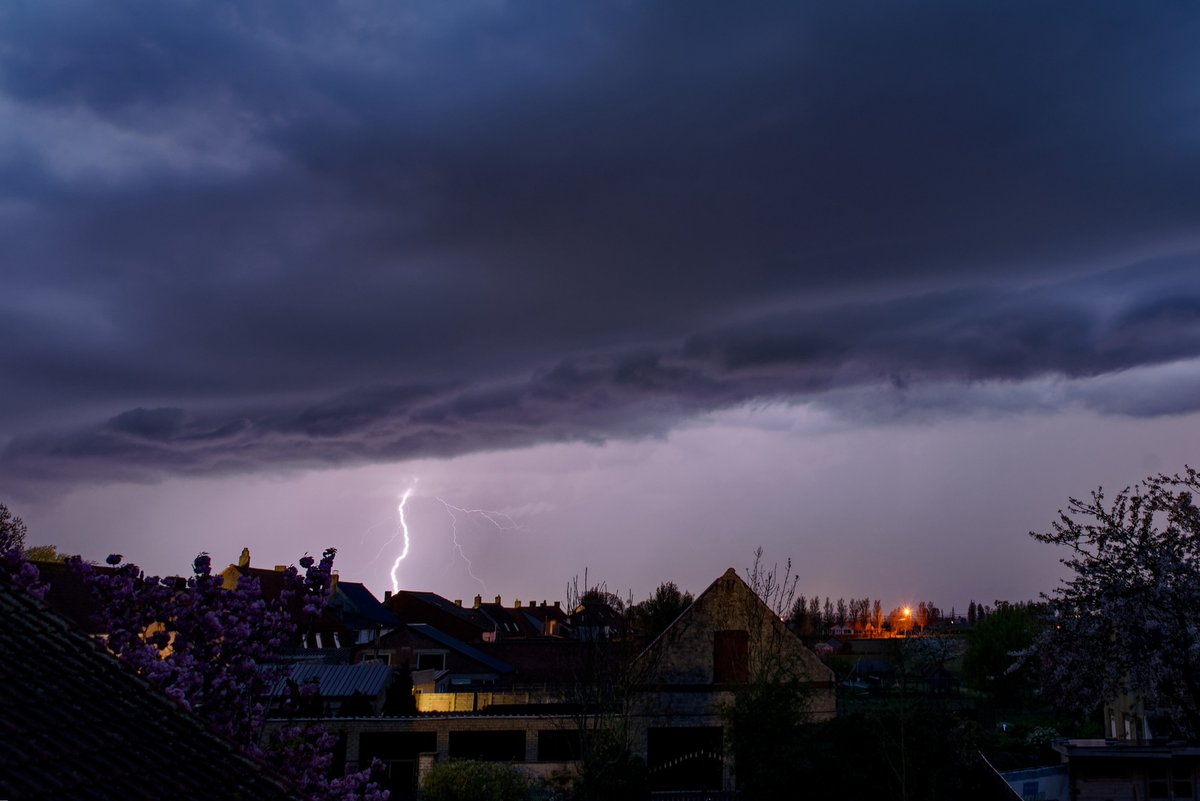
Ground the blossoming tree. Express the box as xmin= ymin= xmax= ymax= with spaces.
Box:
xmin=74 ymin=548 xmax=387 ymax=801
xmin=1033 ymin=466 xmax=1200 ymax=737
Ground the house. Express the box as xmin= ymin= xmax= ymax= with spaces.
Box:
xmin=328 ymin=580 xmax=401 ymax=647
xmin=221 ymin=549 xmax=397 ymax=661
xmin=517 ymin=598 xmax=570 ymax=637
xmin=385 ymin=589 xmax=494 ymax=642
xmin=633 ymin=568 xmax=836 ymax=793
xmin=476 ymin=596 xmax=544 ymax=639
xmin=386 ymin=590 xmax=569 ymax=642
xmin=370 ymin=622 xmax=517 ymax=709
xmin=566 ymin=597 xmax=628 ymax=642
xmin=0 ymin=571 xmax=304 ymax=801
xmin=1052 ymin=739 xmax=1200 ymax=801
xmin=991 ymin=763 xmax=1069 ymax=801
xmin=814 ymin=637 xmax=843 ymax=656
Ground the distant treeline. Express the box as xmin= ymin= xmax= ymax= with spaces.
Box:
xmin=789 ymin=595 xmax=1000 ymax=636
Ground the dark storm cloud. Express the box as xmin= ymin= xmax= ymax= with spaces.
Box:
xmin=8 ymin=256 xmax=1200 ymax=486
xmin=2 ymin=2 xmax=1200 ymax=487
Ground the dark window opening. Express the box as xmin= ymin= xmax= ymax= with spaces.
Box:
xmin=416 ymin=652 xmax=446 ymax=671
xmin=358 ymin=732 xmax=437 ymax=801
xmin=713 ymin=629 xmax=749 ymax=684
xmin=359 ymin=731 xmax=437 ymax=761
xmin=449 ymin=729 xmax=525 ymax=761
xmin=538 ymin=729 xmax=582 ymax=762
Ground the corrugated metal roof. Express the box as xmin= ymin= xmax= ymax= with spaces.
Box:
xmin=277 ymin=662 xmax=393 ymax=698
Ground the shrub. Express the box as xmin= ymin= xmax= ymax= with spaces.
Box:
xmin=421 ymin=759 xmax=529 ymax=801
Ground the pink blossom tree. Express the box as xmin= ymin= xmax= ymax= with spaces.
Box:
xmin=74 ymin=548 xmax=387 ymax=801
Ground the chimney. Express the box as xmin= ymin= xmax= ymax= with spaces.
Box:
xmin=554 ymin=601 xmax=561 ymax=609
xmin=494 ymin=595 xmax=501 ymax=605
xmin=384 ymin=590 xmax=393 ymax=603
xmin=473 ymin=595 xmax=482 ymax=609
xmin=274 ymin=565 xmax=286 ymax=572
xmin=454 ymin=599 xmax=462 ymax=607
xmin=514 ymin=599 xmax=522 ymax=608
xmin=542 ymin=600 xmax=547 ymax=607
xmin=238 ymin=547 xmax=250 ymax=568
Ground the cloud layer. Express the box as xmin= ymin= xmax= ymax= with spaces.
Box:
xmin=3 ymin=2 xmax=1200 ymax=488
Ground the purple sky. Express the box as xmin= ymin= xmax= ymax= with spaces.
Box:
xmin=3 ymin=2 xmax=1200 ymax=613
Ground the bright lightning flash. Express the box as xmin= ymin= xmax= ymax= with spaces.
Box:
xmin=376 ymin=479 xmax=527 ymax=595
xmin=389 ymin=485 xmax=415 ymax=593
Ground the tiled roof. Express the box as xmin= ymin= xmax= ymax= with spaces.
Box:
xmin=520 ymin=602 xmax=567 ymax=624
xmin=396 ymin=591 xmax=489 ymax=625
xmin=387 ymin=591 xmax=491 ymax=642
xmin=477 ymin=603 xmax=540 ymax=637
xmin=0 ymin=574 xmax=304 ymax=801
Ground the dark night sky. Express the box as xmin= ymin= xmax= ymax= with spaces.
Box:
xmin=3 ymin=2 xmax=1199 ymax=609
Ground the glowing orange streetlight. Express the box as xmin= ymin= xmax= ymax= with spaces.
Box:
xmin=903 ymin=607 xmax=911 ymax=637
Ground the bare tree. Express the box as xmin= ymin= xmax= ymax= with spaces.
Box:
xmin=744 ymin=547 xmax=799 ymax=619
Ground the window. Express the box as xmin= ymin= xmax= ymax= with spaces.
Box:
xmin=416 ymin=651 xmax=446 ymax=671
xmin=1148 ymin=770 xmax=1194 ymax=800
xmin=538 ymin=730 xmax=581 ymax=762
xmin=713 ymin=630 xmax=749 ymax=683
xmin=360 ymin=654 xmax=391 ymax=665
xmin=449 ymin=730 xmax=525 ymax=761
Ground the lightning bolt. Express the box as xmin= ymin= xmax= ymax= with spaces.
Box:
xmin=436 ymin=498 xmax=525 ymax=594
xmin=388 ymin=484 xmax=416 ymax=593
xmin=374 ymin=479 xmax=527 ymax=595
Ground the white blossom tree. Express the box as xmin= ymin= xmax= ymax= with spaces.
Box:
xmin=1033 ymin=466 xmax=1200 ymax=737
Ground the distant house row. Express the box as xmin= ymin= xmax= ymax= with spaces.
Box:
xmin=221 ymin=552 xmax=835 ymax=798
xmin=23 ymin=551 xmax=836 ymax=798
